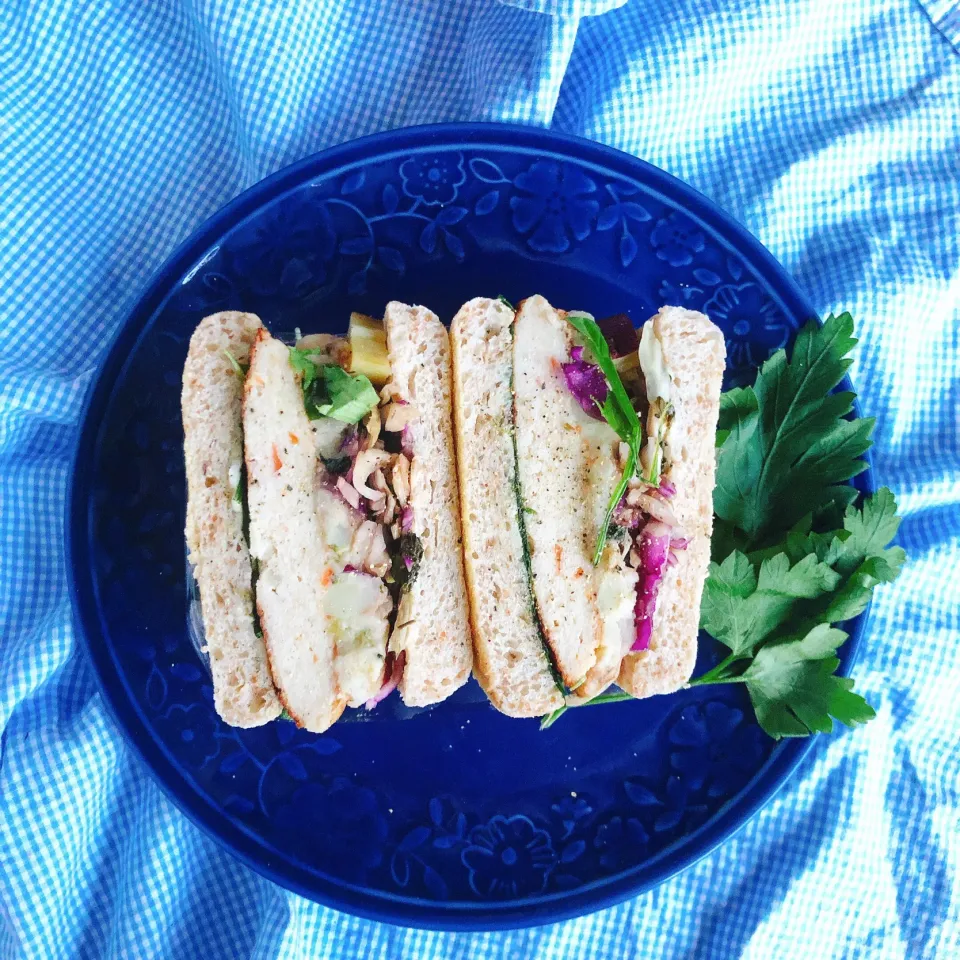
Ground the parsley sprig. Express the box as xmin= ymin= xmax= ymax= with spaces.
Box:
xmin=565 ymin=313 xmax=643 ymax=564
xmin=541 ymin=314 xmax=905 ymax=739
xmin=713 ymin=312 xmax=875 ymax=545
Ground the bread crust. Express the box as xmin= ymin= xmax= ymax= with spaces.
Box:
xmin=383 ymin=302 xmax=473 ymax=706
xmin=617 ymin=307 xmax=725 ymax=697
xmin=182 ymin=311 xmax=282 ymax=727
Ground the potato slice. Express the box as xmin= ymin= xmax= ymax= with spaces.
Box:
xmin=348 ymin=312 xmax=392 ymax=385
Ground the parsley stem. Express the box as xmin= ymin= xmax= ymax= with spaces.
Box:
xmin=688 ymin=652 xmax=747 ymax=686
xmin=539 ymin=689 xmax=636 ymax=730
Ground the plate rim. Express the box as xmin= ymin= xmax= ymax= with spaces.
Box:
xmin=66 ymin=121 xmax=876 ymax=930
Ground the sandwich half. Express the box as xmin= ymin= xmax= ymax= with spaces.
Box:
xmin=237 ymin=305 xmax=471 ymax=732
xmin=182 ymin=311 xmax=282 ymax=727
xmin=452 ymin=296 xmax=724 ymax=715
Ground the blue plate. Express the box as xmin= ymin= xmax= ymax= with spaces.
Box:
xmin=68 ymin=123 xmax=873 ymax=930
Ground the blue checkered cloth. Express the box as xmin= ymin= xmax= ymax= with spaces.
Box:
xmin=2 ymin=0 xmax=959 ymax=956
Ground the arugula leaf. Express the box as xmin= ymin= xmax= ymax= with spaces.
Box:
xmin=223 ymin=349 xmax=248 ymax=378
xmin=741 ymin=624 xmax=876 ymax=738
xmin=700 ymin=551 xmax=840 ymax=658
xmin=714 ymin=314 xmax=875 ymax=542
xmin=539 ymin=689 xmax=633 ymax=730
xmin=289 ymin=348 xmax=379 ymax=424
xmin=566 ymin=314 xmax=641 ymax=457
xmin=564 ymin=313 xmax=643 ymax=563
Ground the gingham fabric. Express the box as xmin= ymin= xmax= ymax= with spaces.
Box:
xmin=1 ymin=0 xmax=958 ymax=956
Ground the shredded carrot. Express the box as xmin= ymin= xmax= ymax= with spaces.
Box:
xmin=288 ymin=432 xmax=299 ymax=445
xmin=321 ymin=567 xmax=334 ymax=587
xmin=272 ymin=444 xmax=282 ymax=472
xmin=554 ymin=544 xmax=563 ymax=572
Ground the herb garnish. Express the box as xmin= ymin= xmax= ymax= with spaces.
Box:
xmin=541 ymin=314 xmax=904 ymax=739
xmin=233 ymin=470 xmax=245 ymax=505
xmin=390 ymin=533 xmax=424 ymax=593
xmin=497 ymin=295 xmax=515 ymax=311
xmin=223 ymin=349 xmax=248 ymax=378
xmin=509 ymin=321 xmax=566 ymax=693
xmin=564 ymin=313 xmax=643 ymax=564
xmin=289 ymin=348 xmax=379 ymax=424
xmin=713 ymin=313 xmax=874 ymax=545
xmin=320 ymin=455 xmax=351 ymax=476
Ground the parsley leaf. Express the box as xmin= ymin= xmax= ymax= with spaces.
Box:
xmin=715 ymin=313 xmax=875 ymax=542
xmin=823 ymin=486 xmax=905 ymax=577
xmin=700 ymin=551 xmax=841 ymax=658
xmin=741 ymin=624 xmax=876 ymax=737
xmin=819 ymin=487 xmax=906 ymax=621
xmin=692 ymin=487 xmax=903 ymax=735
xmin=564 ymin=313 xmax=643 ymax=564
xmin=289 ymin=348 xmax=379 ymax=424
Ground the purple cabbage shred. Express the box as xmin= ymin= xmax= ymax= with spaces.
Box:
xmin=561 ymin=347 xmax=609 ymax=419
xmin=631 ymin=521 xmax=672 ymax=651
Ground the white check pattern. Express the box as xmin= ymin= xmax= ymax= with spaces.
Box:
xmin=1 ymin=0 xmax=959 ymax=957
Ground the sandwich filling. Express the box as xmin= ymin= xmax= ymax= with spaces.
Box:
xmin=560 ymin=314 xmax=688 ymax=661
xmin=291 ymin=321 xmax=423 ymax=708
xmin=289 ymin=330 xmax=421 ymax=710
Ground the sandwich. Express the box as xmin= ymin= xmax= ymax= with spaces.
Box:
xmin=183 ymin=311 xmax=283 ymax=727
xmin=182 ymin=303 xmax=473 ymax=731
xmin=451 ymin=295 xmax=724 ymax=717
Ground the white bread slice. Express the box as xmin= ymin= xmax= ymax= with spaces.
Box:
xmin=513 ymin=295 xmax=603 ymax=687
xmin=617 ymin=306 xmax=725 ymax=697
xmin=182 ymin=312 xmax=282 ymax=727
xmin=243 ymin=328 xmax=346 ymax=731
xmin=383 ymin=302 xmax=473 ymax=706
xmin=451 ymin=298 xmax=564 ymax=717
